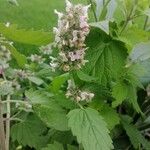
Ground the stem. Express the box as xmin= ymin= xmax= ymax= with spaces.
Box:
xmin=143 ymin=14 xmax=149 ymax=30
xmin=0 ymin=97 xmax=6 ymax=150
xmin=120 ymin=0 xmax=137 ymax=35
xmin=2 ymin=100 xmax=28 ymax=105
xmin=88 ymin=0 xmax=98 ymax=22
xmin=5 ymin=95 xmax=10 ymax=150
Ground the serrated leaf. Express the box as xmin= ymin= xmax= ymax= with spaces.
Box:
xmin=121 ymin=115 xmax=150 ymax=150
xmin=54 ymin=93 xmax=76 ymax=109
xmin=51 ymin=73 xmax=69 ymax=93
xmin=119 ymin=27 xmax=150 ymax=51
xmin=25 ymin=90 xmax=51 ymax=104
xmin=0 ymin=23 xmax=53 ymax=46
xmin=112 ymin=81 xmax=129 ymax=107
xmin=90 ymin=100 xmax=120 ymax=130
xmin=112 ymin=80 xmax=142 ymax=113
xmin=130 ymin=42 xmax=150 ymax=62
xmin=83 ymin=28 xmax=127 ymax=86
xmin=34 ymin=102 xmax=69 ymax=131
xmin=11 ymin=114 xmax=48 ymax=149
xmin=42 ymin=142 xmax=64 ymax=150
xmin=77 ymin=70 xmax=98 ymax=82
xmin=28 ymin=76 xmax=44 ymax=85
xmin=67 ymin=108 xmax=114 ymax=150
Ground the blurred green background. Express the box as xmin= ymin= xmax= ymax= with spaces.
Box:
xmin=0 ymin=0 xmax=87 ymax=31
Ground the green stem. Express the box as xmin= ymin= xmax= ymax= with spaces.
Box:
xmin=5 ymin=95 xmax=10 ymax=150
xmin=120 ymin=0 xmax=138 ymax=35
xmin=0 ymin=97 xmax=6 ymax=150
xmin=88 ymin=0 xmax=98 ymax=22
xmin=2 ymin=100 xmax=28 ymax=105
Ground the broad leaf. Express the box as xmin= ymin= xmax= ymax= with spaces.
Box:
xmin=51 ymin=73 xmax=69 ymax=93
xmin=130 ymin=42 xmax=150 ymax=62
xmin=28 ymin=76 xmax=44 ymax=85
xmin=34 ymin=101 xmax=69 ymax=131
xmin=11 ymin=114 xmax=48 ymax=149
xmin=4 ymin=43 xmax=27 ymax=67
xmin=83 ymin=28 xmax=127 ymax=86
xmin=25 ymin=90 xmax=51 ymax=104
xmin=42 ymin=142 xmax=64 ymax=150
xmin=90 ymin=21 xmax=109 ymax=34
xmin=112 ymin=69 xmax=143 ymax=113
xmin=0 ymin=23 xmax=53 ymax=46
xmin=121 ymin=116 xmax=150 ymax=150
xmin=67 ymin=108 xmax=114 ymax=150
xmin=90 ymin=100 xmax=120 ymax=130
xmin=77 ymin=70 xmax=98 ymax=82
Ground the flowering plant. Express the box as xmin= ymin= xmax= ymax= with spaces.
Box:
xmin=0 ymin=0 xmax=150 ymax=150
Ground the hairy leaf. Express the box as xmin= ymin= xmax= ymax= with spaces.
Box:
xmin=0 ymin=23 xmax=53 ymax=46
xmin=34 ymin=102 xmax=69 ymax=131
xmin=42 ymin=141 xmax=64 ymax=150
xmin=67 ymin=108 xmax=114 ymax=150
xmin=11 ymin=114 xmax=48 ymax=149
xmin=51 ymin=73 xmax=69 ymax=93
xmin=90 ymin=100 xmax=120 ymax=130
xmin=83 ymin=28 xmax=127 ymax=86
xmin=121 ymin=116 xmax=150 ymax=150
xmin=130 ymin=42 xmax=150 ymax=62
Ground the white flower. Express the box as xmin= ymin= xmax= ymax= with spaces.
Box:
xmin=66 ymin=0 xmax=72 ymax=12
xmin=54 ymin=9 xmax=63 ymax=19
xmin=59 ymin=52 xmax=68 ymax=62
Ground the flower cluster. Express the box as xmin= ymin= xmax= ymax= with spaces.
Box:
xmin=66 ymin=80 xmax=94 ymax=102
xmin=0 ymin=37 xmax=12 ymax=74
xmin=28 ymin=54 xmax=45 ymax=64
xmin=52 ymin=0 xmax=90 ymax=72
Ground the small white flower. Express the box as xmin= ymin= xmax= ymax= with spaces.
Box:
xmin=66 ymin=0 xmax=72 ymax=12
xmin=54 ymin=9 xmax=63 ymax=19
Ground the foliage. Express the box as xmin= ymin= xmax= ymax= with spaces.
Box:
xmin=0 ymin=0 xmax=150 ymax=150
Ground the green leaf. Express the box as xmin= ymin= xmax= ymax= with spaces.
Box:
xmin=112 ymin=81 xmax=129 ymax=107
xmin=0 ymin=23 xmax=53 ymax=46
xmin=83 ymin=28 xmax=127 ymax=86
xmin=34 ymin=101 xmax=69 ymax=131
xmin=139 ymin=59 xmax=150 ymax=85
xmin=90 ymin=21 xmax=109 ymax=34
xmin=4 ymin=43 xmax=27 ymax=67
xmin=25 ymin=90 xmax=51 ymax=104
xmin=120 ymin=27 xmax=150 ymax=51
xmin=130 ymin=42 xmax=150 ymax=62
xmin=112 ymin=79 xmax=142 ymax=113
xmin=67 ymin=108 xmax=114 ymax=150
xmin=28 ymin=76 xmax=44 ymax=85
xmin=121 ymin=116 xmax=150 ymax=150
xmin=90 ymin=100 xmax=120 ymax=130
xmin=54 ymin=93 xmax=76 ymax=110
xmin=51 ymin=73 xmax=69 ymax=93
xmin=42 ymin=142 xmax=64 ymax=150
xmin=77 ymin=70 xmax=98 ymax=82
xmin=67 ymin=145 xmax=78 ymax=150
xmin=11 ymin=114 xmax=48 ymax=149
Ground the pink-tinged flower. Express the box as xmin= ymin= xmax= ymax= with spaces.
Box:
xmin=53 ymin=0 xmax=90 ymax=72
xmin=79 ymin=16 xmax=89 ymax=28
